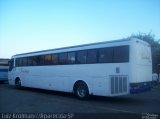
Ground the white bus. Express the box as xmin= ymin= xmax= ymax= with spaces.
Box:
xmin=8 ymin=38 xmax=152 ymax=99
xmin=0 ymin=59 xmax=9 ymax=83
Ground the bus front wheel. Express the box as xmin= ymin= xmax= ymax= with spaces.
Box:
xmin=15 ymin=78 xmax=21 ymax=89
xmin=74 ymin=81 xmax=89 ymax=100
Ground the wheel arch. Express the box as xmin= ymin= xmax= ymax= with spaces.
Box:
xmin=15 ymin=77 xmax=21 ymax=85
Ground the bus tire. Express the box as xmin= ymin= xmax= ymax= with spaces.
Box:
xmin=15 ymin=78 xmax=21 ymax=89
xmin=74 ymin=81 xmax=89 ymax=100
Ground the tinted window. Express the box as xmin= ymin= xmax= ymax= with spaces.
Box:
xmin=38 ymin=55 xmax=45 ymax=65
xmin=98 ymin=47 xmax=113 ymax=63
xmin=18 ymin=58 xmax=23 ymax=66
xmin=20 ymin=58 xmax=23 ymax=66
xmin=16 ymin=58 xmax=20 ymax=67
xmin=76 ymin=50 xmax=87 ymax=64
xmin=68 ymin=52 xmax=76 ymax=64
xmin=32 ymin=56 xmax=38 ymax=66
xmin=16 ymin=57 xmax=27 ymax=66
xmin=52 ymin=54 xmax=58 ymax=65
xmin=87 ymin=49 xmax=97 ymax=63
xmin=13 ymin=45 xmax=129 ymax=67
xmin=28 ymin=57 xmax=33 ymax=66
xmin=58 ymin=53 xmax=68 ymax=64
xmin=45 ymin=54 xmax=53 ymax=65
xmin=113 ymin=45 xmax=129 ymax=62
xmin=22 ymin=57 xmax=28 ymax=66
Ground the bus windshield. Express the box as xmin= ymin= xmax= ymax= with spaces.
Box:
xmin=9 ymin=59 xmax=14 ymax=71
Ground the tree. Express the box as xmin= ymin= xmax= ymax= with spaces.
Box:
xmin=128 ymin=32 xmax=160 ymax=73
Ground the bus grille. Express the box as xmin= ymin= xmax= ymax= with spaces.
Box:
xmin=110 ymin=75 xmax=128 ymax=95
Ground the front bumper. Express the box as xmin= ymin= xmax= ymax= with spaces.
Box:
xmin=130 ymin=82 xmax=152 ymax=94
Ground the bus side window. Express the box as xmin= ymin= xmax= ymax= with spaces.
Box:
xmin=52 ymin=54 xmax=58 ymax=65
xmin=68 ymin=52 xmax=76 ymax=64
xmin=32 ymin=56 xmax=38 ymax=66
xmin=28 ymin=57 xmax=33 ymax=66
xmin=87 ymin=49 xmax=97 ymax=64
xmin=76 ymin=50 xmax=87 ymax=64
xmin=98 ymin=47 xmax=113 ymax=63
xmin=38 ymin=55 xmax=45 ymax=66
xmin=44 ymin=54 xmax=53 ymax=65
xmin=58 ymin=53 xmax=68 ymax=65
xmin=22 ymin=57 xmax=28 ymax=66
xmin=113 ymin=46 xmax=129 ymax=63
xmin=16 ymin=58 xmax=20 ymax=67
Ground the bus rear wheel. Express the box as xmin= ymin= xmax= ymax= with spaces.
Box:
xmin=74 ymin=82 xmax=89 ymax=100
xmin=15 ymin=78 xmax=21 ymax=89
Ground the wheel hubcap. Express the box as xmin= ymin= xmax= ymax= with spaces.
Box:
xmin=16 ymin=80 xmax=21 ymax=86
xmin=77 ymin=86 xmax=86 ymax=98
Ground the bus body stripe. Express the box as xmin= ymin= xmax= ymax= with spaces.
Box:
xmin=0 ymin=69 xmax=8 ymax=72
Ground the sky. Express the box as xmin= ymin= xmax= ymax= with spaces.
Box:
xmin=0 ymin=0 xmax=160 ymax=58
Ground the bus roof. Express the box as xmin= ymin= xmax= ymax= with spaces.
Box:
xmin=13 ymin=38 xmax=140 ymax=57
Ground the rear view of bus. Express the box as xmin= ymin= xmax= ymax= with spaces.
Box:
xmin=130 ymin=39 xmax=152 ymax=93
xmin=0 ymin=59 xmax=9 ymax=83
